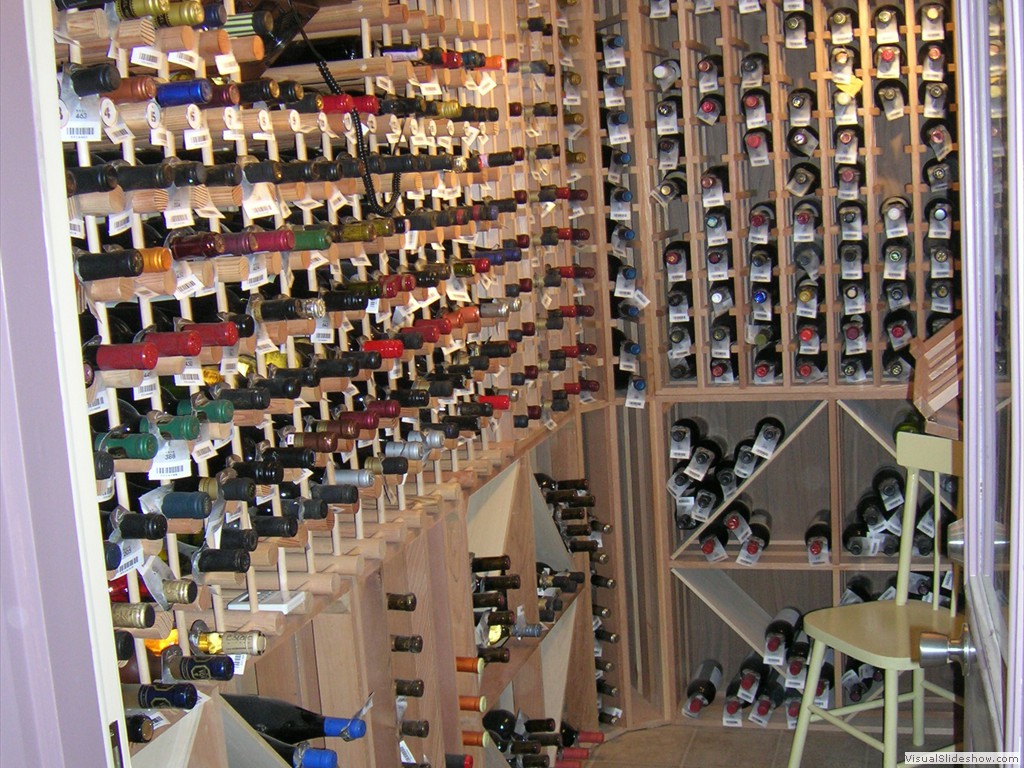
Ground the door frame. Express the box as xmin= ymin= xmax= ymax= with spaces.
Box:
xmin=957 ymin=0 xmax=1023 ymax=755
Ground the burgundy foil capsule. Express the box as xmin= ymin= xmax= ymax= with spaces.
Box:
xmin=180 ymin=321 xmax=240 ymax=348
xmin=363 ymin=339 xmax=404 ymax=358
xmin=511 ymin=147 xmax=526 ymax=161
xmin=366 ymin=399 xmax=402 ymax=417
xmin=579 ymin=377 xmax=601 ymax=392
xmin=506 ymin=340 xmax=518 ymax=353
xmin=472 ymin=258 xmax=491 ymax=273
xmin=444 ymin=311 xmax=465 ymax=330
xmin=95 ymin=343 xmax=159 ymax=371
xmin=520 ymin=322 xmax=536 ymax=336
xmin=518 ymin=278 xmax=534 ymax=292
xmin=219 ymin=232 xmax=259 ymax=255
xmin=508 ymin=102 xmax=524 ymax=117
xmin=556 ymin=227 xmax=573 ymax=241
xmin=524 ymin=365 xmax=539 ymax=379
xmin=562 ymin=345 xmax=580 ymax=358
xmin=144 ymin=331 xmax=203 ymax=357
xmin=569 ymin=189 xmax=589 ymax=201
xmin=527 ymin=405 xmax=542 ymax=419
xmin=515 ymin=234 xmax=531 ymax=248
xmin=169 ymin=233 xmax=224 ymax=260
xmin=572 ymin=228 xmax=591 ymax=241
xmin=505 ymin=58 xmax=521 ymax=73
xmin=84 ymin=362 xmax=95 ymax=388
xmin=477 ymin=395 xmax=510 ymax=410
xmin=396 ymin=273 xmax=417 ymax=292
xmin=335 ymin=411 xmax=380 ymax=430
xmin=563 ymin=382 xmax=582 ymax=395
xmin=376 ymin=278 xmax=399 ymax=299
xmin=578 ymin=343 xmax=598 ymax=356
xmin=250 ymin=229 xmax=296 ymax=252
xmin=513 ymin=190 xmax=528 ymax=204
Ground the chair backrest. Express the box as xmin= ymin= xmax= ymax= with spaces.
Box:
xmin=894 ymin=432 xmax=963 ymax=612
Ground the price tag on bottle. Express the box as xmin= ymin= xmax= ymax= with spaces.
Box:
xmin=607 ymin=120 xmax=631 ymax=146
xmin=147 ymin=439 xmax=191 ymax=481
xmin=722 ymin=701 xmax=745 ymax=728
xmin=735 ymin=542 xmax=764 ymax=567
xmin=929 ymin=211 xmax=953 ymax=239
xmin=807 ymin=539 xmax=830 ymax=566
xmin=613 ymin=271 xmax=637 ymax=300
xmin=624 ymin=381 xmax=646 ymax=410
xmin=649 ymin=0 xmax=672 ymax=18
xmin=702 ymin=536 xmax=729 ymax=562
xmin=132 ymin=369 xmax=158 ymax=401
xmin=883 ymin=90 xmax=906 ymax=121
xmin=113 ymin=538 xmax=145 ymax=578
xmin=172 ymin=261 xmax=201 ymax=300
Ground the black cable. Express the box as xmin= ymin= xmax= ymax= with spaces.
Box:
xmin=286 ymin=0 xmax=400 ymax=216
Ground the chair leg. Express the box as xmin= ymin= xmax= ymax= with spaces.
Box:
xmin=883 ymin=668 xmax=899 ymax=768
xmin=912 ymin=668 xmax=925 ymax=746
xmin=787 ymin=639 xmax=827 ymax=768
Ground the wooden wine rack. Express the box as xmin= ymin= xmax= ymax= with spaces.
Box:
xmin=574 ymin=0 xmax=963 ymax=737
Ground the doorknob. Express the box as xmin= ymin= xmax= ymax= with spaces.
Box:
xmin=919 ymin=624 xmax=976 ymax=674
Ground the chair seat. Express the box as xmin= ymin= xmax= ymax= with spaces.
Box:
xmin=804 ymin=601 xmax=962 ymax=671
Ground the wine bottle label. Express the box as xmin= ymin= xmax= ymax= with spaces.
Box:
xmin=784 ymin=664 xmax=808 ymax=691
xmin=624 ymin=380 xmax=646 ymax=410
xmin=614 ymin=271 xmax=637 ymax=300
xmin=607 ymin=119 xmax=630 ymax=147
xmin=752 ymin=424 xmax=782 ymax=460
xmin=694 ymin=0 xmax=715 ymax=14
xmin=649 ymin=0 xmax=671 ymax=18
xmin=602 ymin=41 xmax=626 ymax=69
xmin=807 ymin=539 xmax=830 ymax=566
xmin=840 ymin=587 xmax=864 ymax=605
xmin=722 ymin=700 xmax=745 ymax=728
xmin=683 ymin=447 xmax=715 ymax=482
xmin=749 ymin=694 xmax=778 ymax=727
xmin=916 ymin=509 xmax=936 ymax=537
xmin=814 ymin=686 xmax=832 ymax=709
xmin=738 ymin=0 xmax=760 ymax=15
xmin=702 ymin=537 xmax=728 ymax=563
xmin=735 ymin=541 xmax=765 ymax=567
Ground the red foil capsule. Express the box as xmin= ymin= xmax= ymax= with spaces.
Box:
xmin=363 ymin=339 xmax=404 ymax=358
xmin=483 ymin=55 xmax=504 ymax=70
xmin=250 ymin=229 xmax=296 ymax=252
xmin=559 ymin=305 xmax=579 ymax=318
xmin=506 ymin=340 xmax=517 ymax=353
xmin=562 ymin=382 xmax=582 ymax=395
xmin=562 ymin=345 xmax=580 ymax=358
xmin=144 ymin=330 xmax=203 ymax=357
xmin=401 ymin=324 xmax=438 ymax=342
xmin=472 ymin=257 xmax=491 ymax=273
xmin=352 ymin=95 xmax=380 ymax=114
xmin=514 ymin=234 xmax=531 ymax=248
xmin=320 ymin=94 xmax=355 ymax=113
xmin=180 ymin=321 xmax=239 ymax=347
xmin=554 ymin=186 xmax=571 ymax=199
xmin=750 ymin=212 xmax=769 ymax=228
xmin=754 ymin=362 xmax=772 ymax=378
xmin=513 ymin=190 xmax=529 ymax=204
xmin=518 ymin=278 xmax=533 ymax=292
xmin=524 ymin=365 xmax=539 ymax=379
xmin=458 ymin=306 xmax=481 ymax=324
xmin=414 ymin=317 xmax=453 ymax=335
xmin=95 ymin=342 xmax=159 ymax=371
xmin=477 ymin=395 xmax=510 ymax=410
xmin=561 ymin=748 xmax=590 ymax=760
xmin=376 ymin=278 xmax=399 ymax=299
xmin=445 ymin=311 xmax=465 ymax=330
xmin=556 ymin=228 xmax=573 ymax=241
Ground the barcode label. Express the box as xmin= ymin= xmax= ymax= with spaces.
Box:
xmin=148 ymin=440 xmax=192 ymax=481
xmin=242 ymin=254 xmax=268 ymax=290
xmin=183 ymin=128 xmax=211 ymax=150
xmin=168 ymin=50 xmax=199 ymax=70
xmin=105 ymin=121 xmax=134 ymax=144
xmin=174 ymin=358 xmax=203 ymax=387
xmin=215 ymin=53 xmax=240 ymax=75
xmin=132 ymin=370 xmax=158 ymax=400
xmin=130 ymin=46 xmax=166 ymax=70
xmin=242 ymin=191 xmax=279 ymax=220
xmin=311 ymin=314 xmax=334 ymax=344
xmin=87 ymin=386 xmax=108 ymax=414
xmin=174 ymin=274 xmax=202 ymax=300
xmin=108 ymin=209 xmax=133 ymax=236
xmin=164 ymin=206 xmax=194 ymax=230
xmin=191 ymin=439 xmax=216 ymax=462
xmin=62 ymin=123 xmax=101 ymax=142
xmin=114 ymin=538 xmax=145 ymax=577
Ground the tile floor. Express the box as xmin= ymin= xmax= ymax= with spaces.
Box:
xmin=588 ymin=724 xmax=954 ymax=767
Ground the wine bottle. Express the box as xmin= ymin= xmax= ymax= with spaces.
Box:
xmin=262 ymin=734 xmax=339 ymax=768
xmin=763 ymin=607 xmax=801 ymax=657
xmin=223 ymin=694 xmax=367 ymax=742
xmin=804 ymin=511 xmax=831 ymax=561
xmin=682 ymin=658 xmax=722 ymax=717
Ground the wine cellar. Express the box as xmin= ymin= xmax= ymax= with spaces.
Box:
xmin=1 ymin=0 xmax=1019 ymax=766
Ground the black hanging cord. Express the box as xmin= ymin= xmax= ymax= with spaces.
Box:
xmin=288 ymin=0 xmax=401 ymax=216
